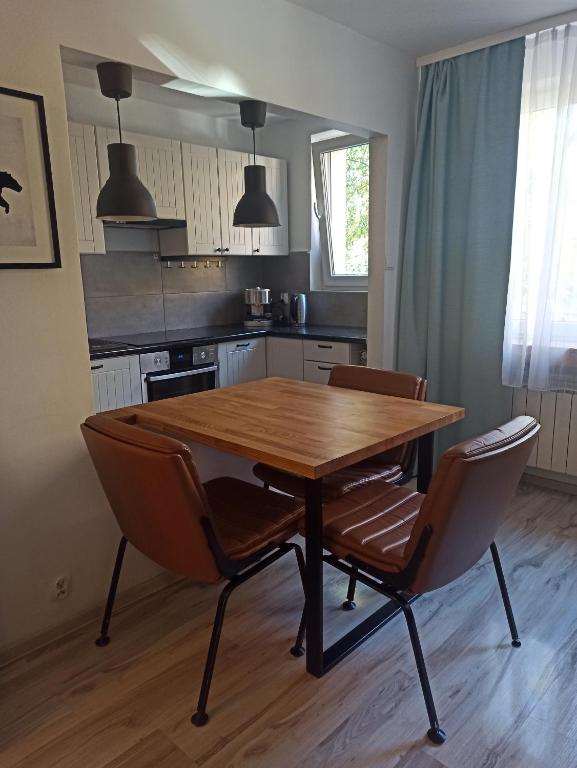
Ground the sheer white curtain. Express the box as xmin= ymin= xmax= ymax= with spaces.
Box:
xmin=503 ymin=23 xmax=577 ymax=391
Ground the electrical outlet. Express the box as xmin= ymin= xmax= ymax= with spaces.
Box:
xmin=52 ymin=575 xmax=70 ymax=601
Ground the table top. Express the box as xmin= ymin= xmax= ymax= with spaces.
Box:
xmin=113 ymin=378 xmax=464 ymax=479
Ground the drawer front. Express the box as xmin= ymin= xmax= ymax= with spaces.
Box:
xmin=303 ymin=339 xmax=350 ymax=364
xmin=225 ymin=338 xmax=262 ymax=354
xmin=303 ymin=360 xmax=336 ymax=385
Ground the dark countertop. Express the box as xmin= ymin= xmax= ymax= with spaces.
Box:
xmin=89 ymin=324 xmax=367 ymax=360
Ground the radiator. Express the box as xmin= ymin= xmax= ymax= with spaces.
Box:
xmin=512 ymin=389 xmax=577 ymax=477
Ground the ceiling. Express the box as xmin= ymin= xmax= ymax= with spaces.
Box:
xmin=286 ymin=0 xmax=577 ymax=56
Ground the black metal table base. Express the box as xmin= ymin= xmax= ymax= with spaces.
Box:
xmin=319 ymin=599 xmax=403 ymax=676
xmin=304 ymin=432 xmax=435 ymax=677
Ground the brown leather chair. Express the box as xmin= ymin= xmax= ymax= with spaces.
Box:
xmin=254 ymin=365 xmax=426 ymax=611
xmin=81 ymin=413 xmax=306 ymax=727
xmin=293 ymin=416 xmax=539 ymax=744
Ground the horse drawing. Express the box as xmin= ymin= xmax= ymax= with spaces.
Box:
xmin=0 ymin=171 xmax=23 ymax=214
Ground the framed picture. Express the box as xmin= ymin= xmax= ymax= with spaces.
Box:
xmin=0 ymin=86 xmax=60 ymax=268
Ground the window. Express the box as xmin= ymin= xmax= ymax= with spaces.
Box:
xmin=312 ymin=135 xmax=369 ymax=287
xmin=503 ymin=24 xmax=577 ymax=392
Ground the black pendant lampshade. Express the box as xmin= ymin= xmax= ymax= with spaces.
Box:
xmin=233 ymin=100 xmax=280 ymax=228
xmin=95 ymin=62 xmax=157 ymax=222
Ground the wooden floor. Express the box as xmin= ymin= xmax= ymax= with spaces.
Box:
xmin=2 ymin=483 xmax=577 ymax=767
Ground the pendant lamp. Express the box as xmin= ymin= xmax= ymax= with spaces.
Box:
xmin=96 ymin=62 xmax=157 ymax=222
xmin=233 ymin=100 xmax=280 ymax=228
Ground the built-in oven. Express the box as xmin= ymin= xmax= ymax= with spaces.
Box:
xmin=140 ymin=344 xmax=219 ymax=403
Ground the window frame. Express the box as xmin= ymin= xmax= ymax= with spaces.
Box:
xmin=311 ymin=134 xmax=369 ymax=289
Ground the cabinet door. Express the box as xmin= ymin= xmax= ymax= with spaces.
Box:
xmin=217 ymin=149 xmax=251 ymax=255
xmin=225 ymin=338 xmax=267 ymax=385
xmin=96 ymin=127 xmax=185 ymax=219
xmin=90 ymin=355 xmax=142 ymax=413
xmin=303 ymin=360 xmax=336 ymax=385
xmin=68 ymin=122 xmax=105 ymax=253
xmin=266 ymin=337 xmax=303 ymax=380
xmin=251 ymin=155 xmax=289 ymax=256
xmin=181 ymin=143 xmax=222 ymax=255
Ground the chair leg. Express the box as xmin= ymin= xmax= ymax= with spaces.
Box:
xmin=263 ymin=482 xmax=270 ymax=490
xmin=290 ymin=543 xmax=307 ymax=657
xmin=95 ymin=536 xmax=127 ymax=647
xmin=342 ymin=568 xmax=358 ymax=611
xmin=401 ymin=601 xmax=446 ymax=745
xmin=490 ymin=542 xmax=521 ymax=648
xmin=191 ymin=581 xmax=235 ymax=727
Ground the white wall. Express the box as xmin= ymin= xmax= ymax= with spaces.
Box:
xmin=0 ymin=0 xmax=416 ymax=653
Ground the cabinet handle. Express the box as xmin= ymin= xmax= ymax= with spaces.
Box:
xmin=253 ymin=248 xmax=260 ymax=254
xmin=318 ymin=366 xmax=332 ymax=371
xmin=91 ymin=364 xmax=104 ymax=371
xmin=222 ymin=247 xmax=230 ymax=253
xmin=236 ymin=342 xmax=250 ymax=348
xmin=214 ymin=247 xmax=222 ymax=253
xmin=317 ymin=344 xmax=333 ymax=349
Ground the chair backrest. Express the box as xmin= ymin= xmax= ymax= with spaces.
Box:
xmin=404 ymin=416 xmax=539 ymax=594
xmin=329 ymin=365 xmax=427 ymax=471
xmin=81 ymin=414 xmax=222 ymax=583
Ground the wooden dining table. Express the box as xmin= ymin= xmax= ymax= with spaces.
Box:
xmin=113 ymin=377 xmax=464 ymax=678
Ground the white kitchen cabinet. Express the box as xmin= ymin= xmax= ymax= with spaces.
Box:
xmin=303 ymin=360 xmax=337 ymax=385
xmin=303 ymin=340 xmax=365 ymax=384
xmin=160 ymin=143 xmax=222 ymax=257
xmin=223 ymin=338 xmax=266 ymax=386
xmin=266 ymin=337 xmax=303 ymax=380
xmin=68 ymin=122 xmax=105 ymax=254
xmin=90 ymin=355 xmax=142 ymax=413
xmin=217 ymin=149 xmax=251 ymax=255
xmin=251 ymin=155 xmax=289 ymax=256
xmin=96 ymin=127 xmax=185 ymax=219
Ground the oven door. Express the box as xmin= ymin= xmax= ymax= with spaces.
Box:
xmin=143 ymin=364 xmax=218 ymax=402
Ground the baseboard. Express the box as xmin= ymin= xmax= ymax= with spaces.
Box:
xmin=522 ymin=468 xmax=577 ymax=496
xmin=0 ymin=571 xmax=185 ymax=670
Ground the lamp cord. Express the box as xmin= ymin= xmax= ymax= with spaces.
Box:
xmin=116 ymin=98 xmax=123 ymax=143
xmin=252 ymin=126 xmax=256 ymax=165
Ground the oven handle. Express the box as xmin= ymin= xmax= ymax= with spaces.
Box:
xmin=146 ymin=365 xmax=218 ymax=383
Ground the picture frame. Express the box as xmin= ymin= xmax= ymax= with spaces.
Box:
xmin=0 ymin=86 xmax=60 ymax=269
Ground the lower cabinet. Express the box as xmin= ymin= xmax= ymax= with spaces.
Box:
xmin=303 ymin=360 xmax=337 ymax=385
xmin=220 ymin=338 xmax=267 ymax=387
xmin=303 ymin=340 xmax=366 ymax=384
xmin=266 ymin=337 xmax=304 ymax=380
xmin=90 ymin=355 xmax=142 ymax=413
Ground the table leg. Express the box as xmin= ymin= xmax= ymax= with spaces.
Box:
xmin=305 ymin=477 xmax=324 ymax=677
xmin=417 ymin=431 xmax=435 ymax=493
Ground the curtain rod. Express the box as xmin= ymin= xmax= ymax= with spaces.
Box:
xmin=416 ymin=9 xmax=577 ymax=67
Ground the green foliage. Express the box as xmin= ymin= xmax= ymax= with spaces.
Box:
xmin=345 ymin=143 xmax=369 ymax=274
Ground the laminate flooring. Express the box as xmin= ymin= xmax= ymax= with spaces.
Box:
xmin=2 ymin=483 xmax=577 ymax=767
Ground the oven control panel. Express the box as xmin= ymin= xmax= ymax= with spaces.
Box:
xmin=139 ymin=350 xmax=170 ymax=374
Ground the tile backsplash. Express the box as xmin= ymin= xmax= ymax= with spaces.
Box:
xmin=81 ymin=248 xmax=367 ymax=337
xmin=81 ymin=251 xmax=260 ymax=337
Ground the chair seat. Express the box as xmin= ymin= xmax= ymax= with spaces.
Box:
xmin=253 ymin=459 xmax=404 ymax=501
xmin=297 ymin=481 xmax=423 ymax=573
xmin=204 ymin=477 xmax=304 ymax=561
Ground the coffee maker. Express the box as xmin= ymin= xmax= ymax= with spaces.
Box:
xmin=244 ymin=287 xmax=273 ymax=328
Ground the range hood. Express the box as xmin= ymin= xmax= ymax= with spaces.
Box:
xmin=103 ymin=218 xmax=187 ymax=231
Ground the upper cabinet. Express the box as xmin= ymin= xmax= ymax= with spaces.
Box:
xmin=217 ymin=149 xmax=251 ymax=255
xmin=252 ymin=155 xmax=289 ymax=256
xmin=67 ymin=122 xmax=289 ymax=258
xmin=180 ymin=143 xmax=222 ymax=256
xmin=68 ymin=122 xmax=105 ymax=254
xmin=95 ymin=127 xmax=185 ymax=220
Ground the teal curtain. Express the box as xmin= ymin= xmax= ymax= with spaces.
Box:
xmin=398 ymin=39 xmax=526 ymax=455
